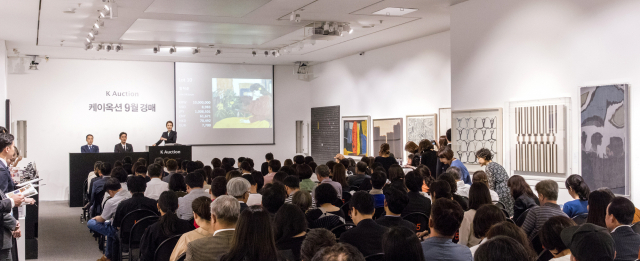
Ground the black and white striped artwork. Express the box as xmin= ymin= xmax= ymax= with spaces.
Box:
xmin=513 ymin=105 xmax=563 ymax=173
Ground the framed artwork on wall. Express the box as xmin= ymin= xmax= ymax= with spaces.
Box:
xmin=439 ymin=108 xmax=451 ymax=138
xmin=580 ymin=84 xmax=629 ymax=196
xmin=452 ymin=108 xmax=503 ymax=170
xmin=508 ymin=98 xmax=570 ymax=176
xmin=373 ymin=118 xmax=404 ymax=159
xmin=406 ymin=114 xmax=437 ymax=146
xmin=341 ymin=116 xmax=371 ymax=158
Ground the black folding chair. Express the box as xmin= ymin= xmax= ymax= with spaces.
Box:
xmin=536 ymin=249 xmax=554 ymax=261
xmin=81 ymin=178 xmax=89 ymax=223
xmin=373 ymin=207 xmax=385 ymax=220
xmin=118 ymin=209 xmax=159 ymax=261
xmin=128 ymin=216 xmax=159 ymax=261
xmin=330 ymin=223 xmax=356 ymax=239
xmin=364 ymin=253 xmax=384 ymax=261
xmin=176 ymin=253 xmax=186 ymax=261
xmin=571 ymin=213 xmax=589 ymax=225
xmin=341 ymin=202 xmax=352 ymax=223
xmin=402 ymin=212 xmax=429 ymax=233
xmin=494 ymin=201 xmax=506 ymax=209
xmin=516 ymin=208 xmax=532 ymax=227
xmin=632 ymin=222 xmax=640 ymax=234
xmin=530 ymin=232 xmax=543 ymax=254
xmin=342 ymin=192 xmax=352 ymax=204
xmin=154 ymin=234 xmax=182 ymax=261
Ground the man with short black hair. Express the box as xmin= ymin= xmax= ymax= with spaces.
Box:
xmin=606 ymin=197 xmax=640 ymax=260
xmin=347 ymin=161 xmax=370 ymax=188
xmin=90 ymin=162 xmax=113 ymax=216
xmin=87 ymin=177 xmax=131 ymax=261
xmin=283 ymin=176 xmax=316 ymax=208
xmin=261 ymin=183 xmax=287 ymax=215
xmin=522 ymin=180 xmax=568 ymax=239
xmin=177 ymin=172 xmax=209 ymax=220
xmin=162 ymin=159 xmax=178 ymax=182
xmin=237 ymin=157 xmax=246 ymax=169
xmin=339 ymin=191 xmax=388 ymax=257
xmin=376 ymin=187 xmax=415 ymax=231
xmin=561 ymin=223 xmax=616 ymax=261
xmin=144 ymin=163 xmax=169 ymax=200
xmin=81 ymin=134 xmax=99 ymax=153
xmin=113 ymin=132 xmax=133 ymax=153
xmin=402 ymin=171 xmax=431 ymax=217
xmin=261 ymin=153 xmax=274 ymax=177
xmin=113 ymin=176 xmax=159 ymax=229
xmin=421 ymin=198 xmax=472 ymax=260
xmin=263 ymin=159 xmax=281 ymax=184
xmin=242 ymin=175 xmax=262 ymax=206
xmin=369 ymin=171 xmax=386 ymax=208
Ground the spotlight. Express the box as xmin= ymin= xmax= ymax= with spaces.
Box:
xmin=91 ymin=29 xmax=99 ymax=36
xmin=289 ymin=11 xmax=296 ymax=21
xmin=169 ymin=46 xmax=176 ymax=54
xmin=192 ymin=47 xmax=200 ymax=54
xmin=84 ymin=43 xmax=94 ymax=51
xmin=252 ymin=51 xmax=257 ymax=57
xmin=272 ymin=50 xmax=280 ymax=57
xmin=94 ymin=20 xmax=104 ymax=29
xmin=295 ymin=14 xmax=301 ymax=23
xmin=86 ymin=38 xmax=92 ymax=43
xmin=96 ymin=43 xmax=104 ymax=51
xmin=29 ymin=61 xmax=39 ymax=70
xmin=115 ymin=44 xmax=123 ymax=52
xmin=344 ymin=24 xmax=353 ymax=34
xmin=88 ymin=32 xmax=95 ymax=40
xmin=153 ymin=46 xmax=159 ymax=53
xmin=104 ymin=4 xmax=110 ymax=11
xmin=99 ymin=10 xmax=108 ymax=18
xmin=215 ymin=49 xmax=221 ymax=55
xmin=264 ymin=51 xmax=269 ymax=57
xmin=105 ymin=44 xmax=113 ymax=52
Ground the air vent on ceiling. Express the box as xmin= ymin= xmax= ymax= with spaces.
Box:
xmin=373 ymin=7 xmax=417 ymax=16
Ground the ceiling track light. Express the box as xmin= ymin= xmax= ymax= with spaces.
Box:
xmin=289 ymin=11 xmax=296 ymax=21
xmin=105 ymin=44 xmax=113 ymax=52
xmin=169 ymin=46 xmax=176 ymax=54
xmin=264 ymin=51 xmax=269 ymax=57
xmin=84 ymin=43 xmax=94 ymax=51
xmin=215 ymin=49 xmax=221 ymax=55
xmin=252 ymin=50 xmax=257 ymax=57
xmin=96 ymin=43 xmax=104 ymax=51
xmin=115 ymin=44 xmax=123 ymax=52
xmin=192 ymin=47 xmax=200 ymax=55
xmin=94 ymin=19 xmax=104 ymax=29
xmin=153 ymin=46 xmax=160 ymax=54
xmin=272 ymin=50 xmax=280 ymax=57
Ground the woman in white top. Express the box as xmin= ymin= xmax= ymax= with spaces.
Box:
xmin=458 ymin=183 xmax=494 ymax=247
xmin=539 ymin=216 xmax=576 ymax=261
xmin=470 ymin=220 xmax=537 ymax=259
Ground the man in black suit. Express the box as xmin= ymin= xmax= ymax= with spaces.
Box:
xmin=113 ymin=132 xmax=133 ymax=153
xmin=339 ymin=191 xmax=389 ymax=257
xmin=153 ymin=121 xmax=177 ymax=146
xmin=81 ymin=134 xmax=99 ymax=153
xmin=402 ymin=172 xmax=431 ymax=217
xmin=606 ymin=197 xmax=640 ymax=261
xmin=376 ymin=187 xmax=416 ymax=232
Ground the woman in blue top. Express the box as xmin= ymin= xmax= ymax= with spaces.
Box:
xmin=437 ymin=147 xmax=471 ymax=185
xmin=563 ymin=174 xmax=590 ymax=218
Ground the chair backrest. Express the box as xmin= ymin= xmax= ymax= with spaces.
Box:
xmin=349 ymin=186 xmax=360 ymax=192
xmin=373 ymin=207 xmax=385 ymax=220
xmin=516 ymin=208 xmax=532 ymax=227
xmin=364 ymin=253 xmax=384 ymax=261
xmin=530 ymin=232 xmax=543 ymax=254
xmin=341 ymin=202 xmax=352 ymax=223
xmin=537 ymin=249 xmax=554 ymax=261
xmin=359 ymin=178 xmax=372 ymax=191
xmin=154 ymin=234 xmax=182 ymax=261
xmin=572 ymin=213 xmax=589 ymax=225
xmin=330 ymin=223 xmax=355 ymax=238
xmin=176 ymin=252 xmax=186 ymax=261
xmin=402 ymin=212 xmax=429 ymax=233
xmin=342 ymin=192 xmax=352 ymax=204
xmin=119 ymin=209 xmax=159 ymax=244
xmin=495 ymin=201 xmax=506 ymax=209
xmin=632 ymin=222 xmax=640 ymax=234
xmin=83 ymin=179 xmax=89 ymax=201
xmin=128 ymin=216 xmax=160 ymax=249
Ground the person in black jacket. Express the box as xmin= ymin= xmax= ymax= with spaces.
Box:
xmin=153 ymin=121 xmax=177 ymax=146
xmin=605 ymin=197 xmax=640 ymax=261
xmin=114 ymin=132 xmax=133 ymax=153
xmin=418 ymin=139 xmax=438 ymax=178
xmin=438 ymin=173 xmax=469 ymax=211
xmin=376 ymin=187 xmax=416 ymax=232
xmin=374 ymin=143 xmax=397 ymax=173
xmin=507 ymin=175 xmax=539 ymax=222
xmin=339 ymin=191 xmax=389 ymax=257
xmin=401 ymin=172 xmax=431 ymax=217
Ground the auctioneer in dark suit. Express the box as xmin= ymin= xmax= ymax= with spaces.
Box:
xmin=81 ymin=144 xmax=99 ymax=153
xmin=610 ymin=225 xmax=640 ymax=261
xmin=155 ymin=131 xmax=177 ymax=146
xmin=114 ymin=143 xmax=133 ymax=153
xmin=0 ymin=160 xmax=16 ymax=251
xmin=185 ymin=230 xmax=234 ymax=261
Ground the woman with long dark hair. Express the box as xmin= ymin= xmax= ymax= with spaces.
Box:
xmin=507 ymin=175 xmax=540 ymax=221
xmin=169 ymin=173 xmax=187 ymax=198
xmin=382 ymin=227 xmax=424 ymax=261
xmin=139 ymin=191 xmax=194 ymax=261
xmin=459 ymin=183 xmax=493 ymax=247
xmin=415 ymin=165 xmax=434 ymax=193
xmin=274 ymin=204 xmax=308 ymax=260
xmin=563 ymin=174 xmax=590 ymax=217
xmin=387 ymin=164 xmax=406 ymax=190
xmin=418 ymin=139 xmax=438 ymax=177
xmin=435 ymin=135 xmax=450 ymax=177
xmin=586 ymin=190 xmax=614 ymax=227
xmin=332 ymin=163 xmax=349 ymax=193
xmin=220 ymin=206 xmax=281 ymax=261
xmin=374 ymin=143 xmax=397 ymax=172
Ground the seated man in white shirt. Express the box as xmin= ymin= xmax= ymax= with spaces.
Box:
xmin=242 ymin=174 xmax=262 ymax=206
xmin=447 ymin=167 xmax=471 ymax=197
xmin=144 ymin=163 xmax=169 ymax=200
xmin=177 ymin=172 xmax=210 ymax=220
xmin=87 ymin=178 xmax=131 ymax=261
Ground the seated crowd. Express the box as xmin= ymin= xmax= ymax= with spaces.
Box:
xmin=84 ymin=134 xmax=640 ymax=261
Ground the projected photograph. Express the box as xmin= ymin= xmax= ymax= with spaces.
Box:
xmin=211 ymin=78 xmax=273 ymax=129
xmin=373 ymin=118 xmax=403 ymax=158
xmin=342 ymin=116 xmax=370 ymax=157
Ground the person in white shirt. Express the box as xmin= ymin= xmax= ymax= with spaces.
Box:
xmin=144 ymin=163 xmax=169 ymax=200
xmin=87 ymin=161 xmax=102 ymax=193
xmin=177 ymin=173 xmax=210 ymax=220
xmin=446 ymin=167 xmax=471 ymax=197
xmin=243 ymin=175 xmax=262 ymax=206
xmin=87 ymin=177 xmax=131 ymax=261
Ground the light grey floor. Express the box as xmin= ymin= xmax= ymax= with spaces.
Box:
xmin=34 ymin=201 xmax=103 ymax=261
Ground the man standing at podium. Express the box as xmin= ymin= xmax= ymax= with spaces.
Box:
xmin=81 ymin=134 xmax=99 ymax=153
xmin=114 ymin=132 xmax=133 ymax=153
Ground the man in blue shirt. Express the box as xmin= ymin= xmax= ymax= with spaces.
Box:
xmin=421 ymin=198 xmax=472 ymax=261
xmin=438 ymin=147 xmax=471 ymax=185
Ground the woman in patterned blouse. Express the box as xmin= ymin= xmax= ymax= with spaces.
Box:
xmin=476 ymin=148 xmax=514 ymax=216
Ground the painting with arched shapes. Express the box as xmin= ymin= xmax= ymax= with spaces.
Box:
xmin=452 ymin=108 xmax=503 ymax=170
xmin=580 ymin=84 xmax=629 ymax=196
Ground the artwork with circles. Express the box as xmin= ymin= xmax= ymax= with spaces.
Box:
xmin=452 ymin=108 xmax=503 ymax=166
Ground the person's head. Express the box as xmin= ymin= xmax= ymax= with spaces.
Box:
xmin=314 ymin=183 xmax=339 ymax=206
xmin=340 ymin=158 xmax=350 ymax=169
xmin=507 ymin=175 xmax=537 ymax=200
xmin=242 ymin=174 xmax=257 ymax=192
xmin=225 ymin=170 xmax=242 ymax=181
xmin=565 ymin=174 xmax=591 ymax=201
xmin=283 ymin=158 xmax=293 ymax=167
xmin=437 ymin=147 xmax=454 ymax=164
xmin=475 ymin=148 xmax=493 ymax=166
xmin=379 ymin=143 xmax=391 ymax=156
xmin=192 ymin=196 xmax=212 ymax=226
xmin=383 ymin=187 xmax=409 ymax=215
xmin=137 ymin=157 xmax=147 ymax=166
xmin=485 ymin=221 xmax=533 ymax=253
xmin=273 ymin=171 xmax=288 ymax=183
xmin=157 ymin=191 xmax=180 ymax=235
xmin=586 ymin=190 xmax=614 ymax=228
xmin=405 ymin=141 xmax=419 ymax=154
xmin=418 ymin=139 xmax=434 ymax=153
xmin=283 ymin=176 xmax=300 ymax=195
xmin=371 ymin=171 xmax=387 ymax=190
xmin=293 ymin=155 xmax=305 ymax=165
xmin=445 ymin=166 xmax=462 ymax=181
xmin=388 ymin=164 xmax=405 ymax=182
xmin=166 ymin=121 xmax=173 ymax=130
xmin=147 ymin=163 xmax=162 ymax=178
xmin=355 ymin=161 xmax=367 ymax=174
xmin=304 ymin=156 xmax=314 ymax=165
xmin=265 ymin=152 xmax=274 ymax=161
xmin=315 ymin=165 xmax=331 ymax=179
xmin=606 ymin=197 xmax=636 ymax=231
xmin=382 ymin=227 xmax=424 ymax=261
xmin=210 ymin=195 xmax=240 ymax=228
xmin=326 ymin=161 xmax=337 ymax=174
xmin=429 ymin=198 xmax=464 ymax=237
xmin=119 ymin=132 xmax=127 ymax=143
xmin=104 ymin=177 xmax=122 ymax=196
xmin=210 ymin=176 xmax=227 ymax=199
xmin=185 ymin=172 xmax=204 ymax=190
xmin=274 ymin=203 xmax=308 ymax=243
xmin=279 ymin=165 xmax=296 ymax=176
xmin=240 ymin=161 xmax=252 ymax=173
xmin=292 ymin=190 xmax=313 ymax=213
xmin=561 ymin=223 xmax=615 ymax=261
xmin=100 ymin=162 xmax=113 ymax=177
xmin=224 ymin=206 xmax=278 ymax=261
xmin=86 ymin=134 xmax=94 ymax=145
xmin=446 ymin=129 xmax=451 ymax=142
xmin=114 ymin=160 xmax=123 ymax=168
xmin=311 ymin=243 xmax=365 ymax=261
xmin=227 ymin=177 xmax=251 ymax=202
xmin=332 ymin=163 xmax=347 ymax=187
xmin=438 ymin=135 xmax=448 ymax=149
xmin=429 ymin=180 xmax=452 ymax=200
xmin=127 ymin=175 xmax=147 ymax=193
xmin=211 ymin=158 xmax=222 ymax=168
xmin=308 ymin=161 xmax=318 ymax=172
xmin=350 ymin=191 xmax=375 ymax=224
xmin=438 ymin=173 xmax=457 ymax=193
xmin=155 ymin=157 xmax=165 ymax=167
xmin=261 ymin=182 xmax=287 ymax=214
xmin=166 ymin=159 xmax=178 ymax=172
xmin=474 ymin=236 xmax=534 ymax=261
xmin=540 ymin=216 xmax=576 ymax=257
xmin=212 ymin=168 xmax=226 ymax=179
xmin=93 ymin=161 xmax=103 ymax=173
xmin=468 ymin=182 xmax=492 ymax=210
xmin=472 ymin=171 xmax=490 ymax=187
xmin=237 ymin=157 xmax=246 ymax=167
xmin=268 ymin=159 xmax=281 ymax=173
xmin=301 ymin=228 xmax=337 ymax=261
xmin=473 ymin=204 xmax=506 ymax=238
xmin=297 ymin=164 xmax=313 ymax=180
xmin=535 ymin=180 xmax=559 ymax=203
xmin=404 ymin=171 xmax=423 ymax=193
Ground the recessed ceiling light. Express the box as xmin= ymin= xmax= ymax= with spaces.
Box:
xmin=63 ymin=8 xmax=76 ymax=14
xmin=373 ymin=7 xmax=417 ymax=16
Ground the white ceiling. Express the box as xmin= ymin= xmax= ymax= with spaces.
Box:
xmin=0 ymin=0 xmax=462 ymax=65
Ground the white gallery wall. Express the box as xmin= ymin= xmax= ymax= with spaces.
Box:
xmin=451 ymin=0 xmax=640 ymax=203
xmin=0 ymin=40 xmax=7 ymax=125
xmin=309 ymin=31 xmax=452 ymax=160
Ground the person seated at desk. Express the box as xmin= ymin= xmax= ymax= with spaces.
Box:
xmin=153 ymin=121 xmax=177 ymax=146
xmin=81 ymin=134 xmax=99 ymax=153
xmin=114 ymin=132 xmax=133 ymax=153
